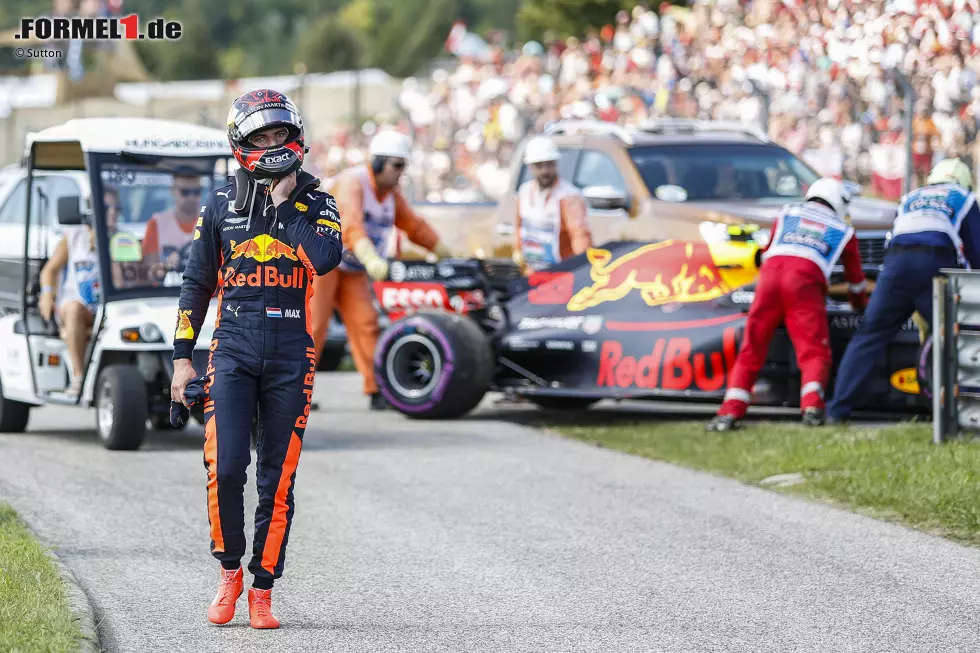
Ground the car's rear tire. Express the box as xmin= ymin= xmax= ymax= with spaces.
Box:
xmin=95 ymin=365 xmax=148 ymax=450
xmin=375 ymin=311 xmax=493 ymax=419
xmin=529 ymin=396 xmax=601 ymax=411
xmin=0 ymin=378 xmax=31 ymax=433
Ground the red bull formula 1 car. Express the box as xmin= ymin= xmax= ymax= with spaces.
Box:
xmin=371 ymin=240 xmax=928 ymax=419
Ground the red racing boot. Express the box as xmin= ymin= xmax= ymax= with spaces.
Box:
xmin=207 ymin=566 xmax=243 ymax=625
xmin=248 ymin=588 xmax=281 ymax=629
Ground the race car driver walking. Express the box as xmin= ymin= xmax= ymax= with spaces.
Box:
xmin=708 ymin=178 xmax=868 ymax=431
xmin=512 ymin=135 xmax=593 ymax=273
xmin=170 ymin=89 xmax=343 ymax=629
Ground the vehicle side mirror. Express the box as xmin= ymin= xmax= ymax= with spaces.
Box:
xmin=583 ymin=185 xmax=629 ymax=211
xmin=57 ymin=196 xmax=84 ymax=225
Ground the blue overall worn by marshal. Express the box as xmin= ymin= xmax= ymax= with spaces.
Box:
xmin=829 ymin=176 xmax=980 ymax=421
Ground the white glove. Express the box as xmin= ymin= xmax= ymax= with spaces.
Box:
xmin=432 ymin=241 xmax=454 ymax=259
xmin=353 ymin=238 xmax=389 ymax=281
xmin=364 ymin=257 xmax=389 ymax=282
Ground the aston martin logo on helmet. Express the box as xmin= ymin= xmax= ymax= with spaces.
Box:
xmin=235 ymin=88 xmax=289 ymax=110
xmin=226 ymin=88 xmax=301 ymax=141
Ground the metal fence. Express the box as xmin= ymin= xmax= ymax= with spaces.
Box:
xmin=931 ymin=270 xmax=980 ymax=443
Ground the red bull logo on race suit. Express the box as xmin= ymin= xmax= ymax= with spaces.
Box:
xmin=566 ymin=241 xmax=735 ymax=312
xmin=223 ymin=265 xmax=306 ymax=289
xmin=229 ymin=234 xmax=299 ymax=262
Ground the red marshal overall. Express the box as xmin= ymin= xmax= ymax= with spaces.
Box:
xmin=718 ymin=202 xmax=868 ymax=420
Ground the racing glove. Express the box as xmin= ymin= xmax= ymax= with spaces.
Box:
xmin=848 ymin=290 xmax=869 ymax=315
xmin=911 ymin=311 xmax=929 ymax=344
xmin=170 ymin=375 xmax=208 ymax=427
xmin=353 ymin=237 xmax=389 ymax=281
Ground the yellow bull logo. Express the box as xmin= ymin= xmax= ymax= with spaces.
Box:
xmin=229 ymin=234 xmax=298 ymax=262
xmin=566 ymin=240 xmax=761 ymax=312
xmin=175 ymin=309 xmax=194 ymax=340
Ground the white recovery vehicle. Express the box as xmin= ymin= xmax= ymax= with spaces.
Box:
xmin=0 ymin=117 xmax=232 ymax=449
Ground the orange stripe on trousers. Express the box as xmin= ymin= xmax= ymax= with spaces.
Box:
xmin=260 ymin=431 xmax=303 ymax=574
xmin=204 ymin=414 xmax=225 ymax=552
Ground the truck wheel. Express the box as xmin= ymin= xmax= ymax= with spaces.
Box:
xmin=150 ymin=412 xmax=185 ymax=431
xmin=529 ymin=397 xmax=600 ymax=411
xmin=317 ymin=343 xmax=347 ymax=372
xmin=0 ymin=378 xmax=31 ymax=433
xmin=95 ymin=365 xmax=148 ymax=450
xmin=376 ymin=311 xmax=493 ymax=419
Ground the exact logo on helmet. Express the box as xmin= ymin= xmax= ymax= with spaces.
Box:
xmin=263 ymin=153 xmax=292 ymax=164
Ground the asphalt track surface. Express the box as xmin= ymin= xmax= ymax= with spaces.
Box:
xmin=1 ymin=372 xmax=979 ymax=652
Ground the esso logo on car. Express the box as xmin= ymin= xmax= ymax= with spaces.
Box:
xmin=380 ymin=285 xmax=448 ymax=311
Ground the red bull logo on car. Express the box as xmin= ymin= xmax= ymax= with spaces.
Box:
xmin=597 ymin=329 xmax=739 ymax=392
xmin=566 ymin=241 xmax=738 ymax=311
xmin=229 ymin=234 xmax=298 ymax=262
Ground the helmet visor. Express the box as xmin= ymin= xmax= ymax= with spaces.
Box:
xmin=235 ymin=107 xmax=301 ymax=142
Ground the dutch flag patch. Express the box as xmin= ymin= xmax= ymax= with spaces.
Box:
xmin=266 ymin=307 xmax=282 ymax=318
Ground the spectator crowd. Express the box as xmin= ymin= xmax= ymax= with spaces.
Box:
xmin=303 ymin=0 xmax=980 ymax=203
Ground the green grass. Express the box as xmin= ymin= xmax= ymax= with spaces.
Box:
xmin=553 ymin=420 xmax=980 ymax=547
xmin=0 ymin=503 xmax=82 ymax=653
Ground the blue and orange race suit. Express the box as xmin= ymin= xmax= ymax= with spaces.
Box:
xmin=172 ymin=169 xmax=342 ymax=585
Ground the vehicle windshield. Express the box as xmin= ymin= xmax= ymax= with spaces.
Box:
xmin=629 ymin=143 xmax=821 ymax=203
xmin=96 ymin=157 xmax=226 ymax=295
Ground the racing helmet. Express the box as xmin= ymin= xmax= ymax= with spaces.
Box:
xmin=927 ymin=157 xmax=974 ymax=191
xmin=523 ymin=136 xmax=560 ymax=164
xmin=804 ymin=177 xmax=849 ymax=219
xmin=226 ymin=89 xmax=306 ymax=180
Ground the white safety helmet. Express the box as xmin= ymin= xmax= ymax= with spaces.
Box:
xmin=523 ymin=136 xmax=560 ymax=164
xmin=804 ymin=177 xmax=849 ymax=219
xmin=369 ymin=130 xmax=412 ymax=159
xmin=927 ymin=157 xmax=974 ymax=191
